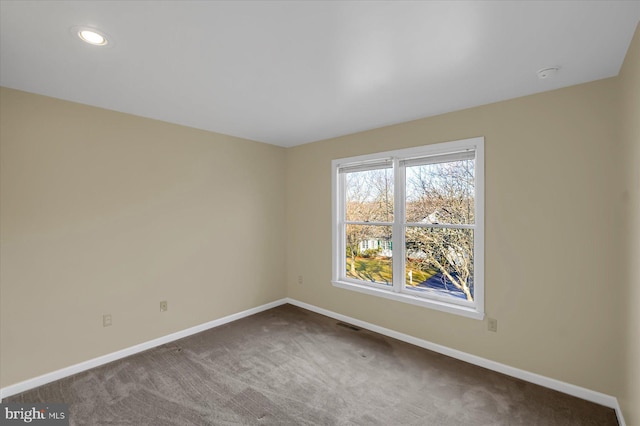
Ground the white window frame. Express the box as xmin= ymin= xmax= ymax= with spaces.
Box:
xmin=331 ymin=137 xmax=484 ymax=320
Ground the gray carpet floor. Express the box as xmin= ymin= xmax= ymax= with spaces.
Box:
xmin=5 ymin=304 xmax=617 ymax=425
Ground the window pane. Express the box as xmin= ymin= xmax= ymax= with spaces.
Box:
xmin=345 ymin=224 xmax=392 ymax=286
xmin=405 ymin=159 xmax=474 ymax=224
xmin=346 ymin=168 xmax=393 ymax=222
xmin=405 ymin=227 xmax=474 ymax=301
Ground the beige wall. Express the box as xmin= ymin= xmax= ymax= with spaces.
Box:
xmin=0 ymin=88 xmax=287 ymax=387
xmin=619 ymin=24 xmax=640 ymax=425
xmin=286 ymin=77 xmax=625 ymax=397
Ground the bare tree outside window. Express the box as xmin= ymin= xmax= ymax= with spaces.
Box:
xmin=341 ymin=159 xmax=475 ymax=299
xmin=405 ymin=159 xmax=475 ymax=301
xmin=344 ymin=167 xmax=393 ymax=285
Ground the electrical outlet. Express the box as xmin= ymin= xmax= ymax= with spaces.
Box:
xmin=297 ymin=275 xmax=303 ymax=285
xmin=488 ymin=317 xmax=498 ymax=332
xmin=160 ymin=301 xmax=168 ymax=312
xmin=103 ymin=314 xmax=112 ymax=327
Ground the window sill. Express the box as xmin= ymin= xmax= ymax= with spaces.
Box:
xmin=331 ymin=280 xmax=485 ymax=320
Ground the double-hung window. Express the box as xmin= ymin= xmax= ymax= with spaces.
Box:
xmin=332 ymin=137 xmax=484 ymax=319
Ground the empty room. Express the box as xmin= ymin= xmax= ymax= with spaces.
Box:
xmin=1 ymin=1 xmax=639 ymax=425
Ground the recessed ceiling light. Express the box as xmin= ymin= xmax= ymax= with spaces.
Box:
xmin=70 ymin=26 xmax=111 ymax=47
xmin=79 ymin=29 xmax=107 ymax=46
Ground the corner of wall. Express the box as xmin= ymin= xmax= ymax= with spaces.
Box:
xmin=617 ymin=21 xmax=640 ymax=426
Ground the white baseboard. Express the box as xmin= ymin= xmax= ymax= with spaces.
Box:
xmin=284 ymin=298 xmax=626 ymax=426
xmin=1 ymin=296 xmax=626 ymax=425
xmin=0 ymin=298 xmax=288 ymax=401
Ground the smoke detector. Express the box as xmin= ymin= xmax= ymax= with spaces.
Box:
xmin=537 ymin=67 xmax=560 ymax=79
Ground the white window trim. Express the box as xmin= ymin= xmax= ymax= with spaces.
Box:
xmin=331 ymin=137 xmax=484 ymax=320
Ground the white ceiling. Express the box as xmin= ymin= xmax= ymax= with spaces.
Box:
xmin=1 ymin=1 xmax=639 ymax=147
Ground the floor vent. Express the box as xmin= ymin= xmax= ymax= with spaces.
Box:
xmin=337 ymin=322 xmax=361 ymax=331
